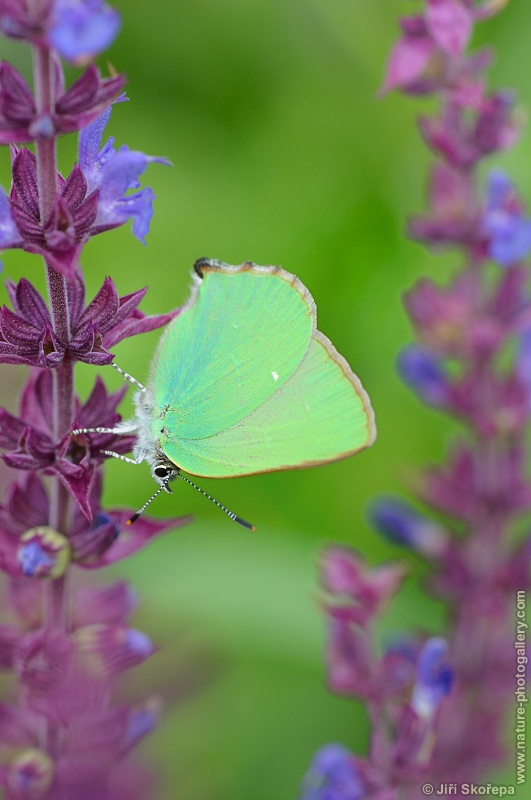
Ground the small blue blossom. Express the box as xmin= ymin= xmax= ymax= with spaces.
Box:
xmin=483 ymin=171 xmax=531 ymax=267
xmin=16 ymin=528 xmax=71 ymax=579
xmin=78 ymin=107 xmax=170 ymax=245
xmin=17 ymin=541 xmax=54 ymax=577
xmin=369 ymin=496 xmax=446 ymax=557
xmin=125 ymin=628 xmax=154 ymax=660
xmin=299 ymin=744 xmax=364 ymax=800
xmin=125 ymin=704 xmax=159 ymax=748
xmin=0 ymin=186 xmax=21 ymax=250
xmin=411 ymin=637 xmax=454 ymax=719
xmin=397 ymin=344 xmax=450 ymax=406
xmin=96 ymin=153 xmax=158 ymax=245
xmin=49 ymin=0 xmax=121 ymax=65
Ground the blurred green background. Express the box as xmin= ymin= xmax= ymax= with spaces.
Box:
xmin=1 ymin=1 xmax=530 ymax=797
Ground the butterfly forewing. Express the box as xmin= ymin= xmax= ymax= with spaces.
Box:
xmin=150 ymin=264 xmax=315 ymax=441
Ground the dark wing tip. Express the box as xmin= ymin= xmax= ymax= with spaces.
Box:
xmin=193 ymin=257 xmax=212 ymax=278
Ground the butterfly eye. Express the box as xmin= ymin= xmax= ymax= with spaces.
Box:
xmin=154 ymin=466 xmax=169 ymax=479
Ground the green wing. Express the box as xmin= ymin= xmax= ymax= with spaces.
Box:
xmin=159 ymin=330 xmax=376 ymax=477
xmin=150 ymin=262 xmax=315 ymax=440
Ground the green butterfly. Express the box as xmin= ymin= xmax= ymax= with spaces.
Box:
xmin=75 ymin=259 xmax=376 ymax=527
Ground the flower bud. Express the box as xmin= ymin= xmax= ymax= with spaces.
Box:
xmin=369 ymin=496 xmax=448 ymax=558
xmin=122 ymin=697 xmax=161 ymax=754
xmin=73 ymin=624 xmax=155 ymax=677
xmin=397 ymin=345 xmax=450 ymax=407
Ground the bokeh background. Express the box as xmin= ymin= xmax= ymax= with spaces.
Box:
xmin=1 ymin=1 xmax=530 ymax=797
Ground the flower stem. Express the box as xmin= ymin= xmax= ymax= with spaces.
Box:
xmin=32 ymin=44 xmax=57 ymax=223
xmin=32 ymin=40 xmax=73 ymax=759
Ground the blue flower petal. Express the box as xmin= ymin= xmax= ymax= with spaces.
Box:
xmin=483 ymin=171 xmax=531 ymax=267
xmin=79 ymin=107 xmax=170 ymax=244
xmin=300 ymin=744 xmax=364 ymax=800
xmin=486 ymin=170 xmax=512 ymax=210
xmin=397 ymin=345 xmax=449 ymax=406
xmin=370 ymin=496 xmax=424 ymax=548
xmin=411 ymin=637 xmax=454 ymax=719
xmin=78 ymin=105 xmax=114 ymax=191
xmin=0 ymin=187 xmax=21 ymax=249
xmin=18 ymin=541 xmax=54 ymax=577
xmin=49 ymin=0 xmax=121 ymax=64
xmin=95 ymin=149 xmax=170 ymax=244
xmin=98 ymin=149 xmax=150 ymax=200
xmin=488 ymin=218 xmax=531 ymax=267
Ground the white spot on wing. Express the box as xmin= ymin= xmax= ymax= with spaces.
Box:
xmin=272 ymin=371 xmax=279 ymax=381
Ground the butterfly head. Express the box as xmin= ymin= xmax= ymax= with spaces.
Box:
xmin=151 ymin=461 xmax=178 ymax=493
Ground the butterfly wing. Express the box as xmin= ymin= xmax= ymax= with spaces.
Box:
xmin=150 ymin=262 xmax=316 ymax=439
xmin=159 ymin=329 xmax=376 ymax=477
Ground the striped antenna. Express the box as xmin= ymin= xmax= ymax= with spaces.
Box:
xmin=111 ymin=362 xmax=146 ymax=392
xmin=177 ymin=472 xmax=255 ymax=531
xmin=127 ymin=483 xmax=168 ymax=525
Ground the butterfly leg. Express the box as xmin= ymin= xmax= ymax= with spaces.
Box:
xmin=100 ymin=450 xmax=143 ymax=465
xmin=71 ymin=421 xmax=139 ymax=436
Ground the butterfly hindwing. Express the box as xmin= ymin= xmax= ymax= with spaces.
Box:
xmin=159 ymin=330 xmax=376 ymax=477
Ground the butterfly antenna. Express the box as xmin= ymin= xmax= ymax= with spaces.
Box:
xmin=127 ymin=483 xmax=168 ymax=525
xmin=111 ymin=362 xmax=146 ymax=392
xmin=177 ymin=472 xmax=255 ymax=531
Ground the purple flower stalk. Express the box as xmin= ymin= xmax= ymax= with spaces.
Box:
xmin=301 ymin=1 xmax=530 ymax=796
xmin=0 ymin=2 xmax=190 ymax=797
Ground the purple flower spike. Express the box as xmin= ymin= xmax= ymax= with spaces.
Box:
xmin=299 ymin=744 xmax=364 ymax=800
xmin=411 ymin=637 xmax=454 ymax=719
xmin=49 ymin=0 xmax=121 ymax=65
xmin=0 ymin=2 xmax=195 ymax=793
xmin=370 ymin=496 xmax=447 ymax=558
xmin=483 ymin=171 xmax=531 ymax=267
xmin=397 ymin=344 xmax=450 ymax=406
